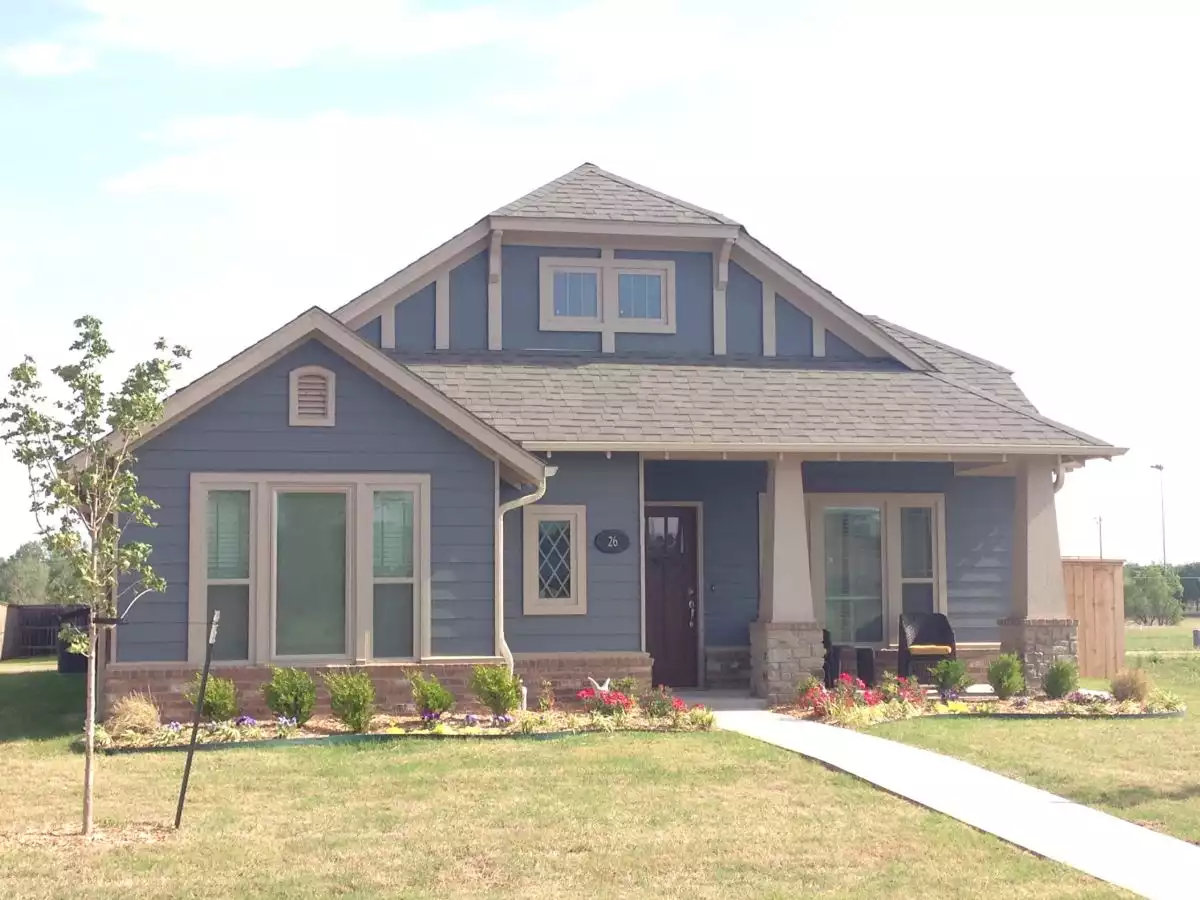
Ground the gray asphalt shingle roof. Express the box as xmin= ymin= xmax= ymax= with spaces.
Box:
xmin=396 ymin=352 xmax=1111 ymax=451
xmin=493 ymin=162 xmax=739 ymax=226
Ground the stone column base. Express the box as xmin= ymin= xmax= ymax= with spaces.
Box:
xmin=749 ymin=621 xmax=824 ymax=705
xmin=998 ymin=617 xmax=1077 ymax=686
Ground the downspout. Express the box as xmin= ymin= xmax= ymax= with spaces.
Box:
xmin=495 ymin=466 xmax=557 ymax=675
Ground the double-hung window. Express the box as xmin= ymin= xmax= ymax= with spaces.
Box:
xmin=204 ymin=488 xmax=253 ymax=661
xmin=807 ymin=494 xmax=946 ymax=646
xmin=523 ymin=505 xmax=588 ymax=615
xmin=539 ymin=251 xmax=676 ymax=345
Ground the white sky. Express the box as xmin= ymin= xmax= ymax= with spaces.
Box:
xmin=0 ymin=0 xmax=1196 ymax=563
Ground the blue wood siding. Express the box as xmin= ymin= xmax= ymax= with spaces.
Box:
xmin=503 ymin=453 xmax=641 ymax=652
xmin=120 ymin=339 xmax=496 ymax=662
xmin=775 ymin=297 xmax=814 ymax=357
xmin=826 ymin=331 xmax=865 ymax=360
xmin=356 ymin=316 xmax=382 ymax=346
xmin=396 ymin=282 xmax=436 ymax=352
xmin=449 ymin=250 xmax=488 ymax=351
xmin=501 ymin=245 xmax=602 ymax=352
xmin=946 ymin=476 xmax=1015 ymax=642
xmin=802 ymin=462 xmax=954 ymax=493
xmin=725 ymin=261 xmax=762 ymax=356
xmin=644 ymin=460 xmax=766 ymax=647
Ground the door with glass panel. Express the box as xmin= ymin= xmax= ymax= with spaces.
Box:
xmin=823 ymin=506 xmax=884 ymax=645
xmin=274 ymin=490 xmax=349 ymax=657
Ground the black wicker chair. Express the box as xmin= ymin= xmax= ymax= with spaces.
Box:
xmin=898 ymin=613 xmax=957 ymax=680
xmin=822 ymin=629 xmax=838 ymax=688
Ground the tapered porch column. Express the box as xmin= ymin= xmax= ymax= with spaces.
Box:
xmin=750 ymin=457 xmax=824 ymax=703
xmin=999 ymin=458 xmax=1077 ymax=683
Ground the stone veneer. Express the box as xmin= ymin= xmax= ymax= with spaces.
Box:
xmin=103 ymin=652 xmax=652 ymax=721
xmin=704 ymin=646 xmax=751 ymax=690
xmin=749 ymin=621 xmax=824 ymax=705
xmin=998 ymin=617 xmax=1078 ymax=685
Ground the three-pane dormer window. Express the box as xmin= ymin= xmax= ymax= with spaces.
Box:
xmin=289 ymin=366 xmax=336 ymax=427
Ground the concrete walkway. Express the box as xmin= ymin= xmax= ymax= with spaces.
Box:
xmin=715 ymin=709 xmax=1199 ymax=900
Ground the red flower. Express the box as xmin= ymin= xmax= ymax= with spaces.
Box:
xmin=672 ymin=696 xmax=687 ymax=711
xmin=838 ymin=672 xmax=854 ymax=684
xmin=576 ymin=688 xmax=596 ymax=701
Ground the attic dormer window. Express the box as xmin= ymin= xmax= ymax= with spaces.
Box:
xmin=539 ymin=253 xmax=676 ymax=349
xmin=288 ymin=366 xmax=336 ymax=427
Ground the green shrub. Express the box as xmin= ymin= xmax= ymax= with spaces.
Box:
xmin=537 ymin=679 xmax=556 ymax=712
xmin=611 ymin=676 xmax=639 ymax=697
xmin=1146 ymin=688 xmax=1186 ymax=713
xmin=323 ymin=670 xmax=376 ymax=733
xmin=409 ymin=672 xmax=455 ymax=717
xmin=685 ymin=705 xmax=715 ymax=731
xmin=470 ymin=665 xmax=523 ymax=716
xmin=928 ymin=659 xmax=970 ymax=697
xmin=261 ymin=667 xmax=316 ymax=725
xmin=107 ymin=691 xmax=161 ymax=738
xmin=1111 ymin=668 xmax=1152 ymax=703
xmin=1042 ymin=659 xmax=1078 ymax=699
xmin=986 ymin=654 xmax=1025 ymax=700
xmin=642 ymin=685 xmax=686 ymax=718
xmin=184 ymin=673 xmax=239 ymax=720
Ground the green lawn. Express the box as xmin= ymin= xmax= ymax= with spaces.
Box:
xmin=0 ymin=666 xmax=1121 ymax=898
xmin=1125 ymin=621 xmax=1199 ymax=653
xmin=878 ymin=654 xmax=1200 ymax=844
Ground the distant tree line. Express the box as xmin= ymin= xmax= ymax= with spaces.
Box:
xmin=0 ymin=541 xmax=82 ymax=606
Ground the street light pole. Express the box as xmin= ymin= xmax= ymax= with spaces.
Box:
xmin=1151 ymin=464 xmax=1166 ymax=566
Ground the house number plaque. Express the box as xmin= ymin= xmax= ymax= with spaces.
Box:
xmin=594 ymin=529 xmax=630 ymax=554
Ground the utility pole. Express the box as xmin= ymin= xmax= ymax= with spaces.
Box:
xmin=1094 ymin=516 xmax=1104 ymax=559
xmin=1151 ymin=464 xmax=1167 ymax=566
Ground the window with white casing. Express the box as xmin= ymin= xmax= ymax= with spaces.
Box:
xmin=539 ymin=253 xmax=676 ymax=344
xmin=523 ymin=505 xmax=588 ymax=615
xmin=806 ymin=494 xmax=947 ymax=647
xmin=187 ymin=473 xmax=430 ymax=665
xmin=289 ymin=366 xmax=336 ymax=427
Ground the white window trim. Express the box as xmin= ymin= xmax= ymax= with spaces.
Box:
xmin=806 ymin=493 xmax=947 ymax=647
xmin=188 ymin=472 xmax=432 ymax=665
xmin=538 ymin=252 xmax=677 ymax=346
xmin=288 ymin=365 xmax=336 ymax=428
xmin=523 ymin=504 xmax=588 ymax=616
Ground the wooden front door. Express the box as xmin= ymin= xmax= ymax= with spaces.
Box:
xmin=645 ymin=506 xmax=699 ymax=688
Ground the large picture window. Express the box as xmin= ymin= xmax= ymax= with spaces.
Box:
xmin=188 ymin=474 xmax=430 ymax=665
xmin=808 ymin=494 xmax=946 ymax=646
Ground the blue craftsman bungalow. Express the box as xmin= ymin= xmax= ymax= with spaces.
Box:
xmin=102 ymin=163 xmax=1121 ymax=711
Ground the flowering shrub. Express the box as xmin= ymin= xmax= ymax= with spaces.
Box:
xmin=577 ymin=687 xmax=634 ymax=716
xmin=642 ymin=685 xmax=687 ymax=718
xmin=878 ymin=671 xmax=926 ymax=706
xmin=537 ymin=679 xmax=557 ymax=712
xmin=410 ymin=672 xmax=455 ymax=717
xmin=262 ymin=667 xmax=316 ymax=726
xmin=929 ymin=659 xmax=970 ymax=700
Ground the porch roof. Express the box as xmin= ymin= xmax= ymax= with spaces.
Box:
xmin=396 ymin=352 xmax=1120 ymax=458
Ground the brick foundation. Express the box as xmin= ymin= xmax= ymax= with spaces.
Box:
xmin=704 ymin=646 xmax=751 ymax=689
xmin=749 ymin=621 xmax=824 ymax=705
xmin=998 ymin=617 xmax=1077 ymax=686
xmin=103 ymin=652 xmax=652 ymax=722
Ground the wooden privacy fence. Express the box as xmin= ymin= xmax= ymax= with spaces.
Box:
xmin=1062 ymin=558 xmax=1125 ymax=679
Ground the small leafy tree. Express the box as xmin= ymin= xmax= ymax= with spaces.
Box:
xmin=1 ymin=316 xmax=187 ymax=835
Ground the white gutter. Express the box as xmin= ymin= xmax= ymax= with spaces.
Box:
xmin=495 ymin=466 xmax=557 ymax=675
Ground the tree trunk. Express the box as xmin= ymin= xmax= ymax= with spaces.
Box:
xmin=82 ymin=618 xmax=97 ymax=836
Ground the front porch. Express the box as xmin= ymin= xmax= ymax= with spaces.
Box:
xmin=641 ymin=455 xmax=1076 ymax=703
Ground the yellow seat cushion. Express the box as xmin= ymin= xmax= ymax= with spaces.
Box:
xmin=909 ymin=644 xmax=953 ymax=656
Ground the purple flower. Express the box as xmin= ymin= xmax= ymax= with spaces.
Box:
xmin=421 ymin=710 xmax=442 ymax=722
xmin=166 ymin=721 xmax=182 ymax=733
xmin=493 ymin=714 xmax=514 ymax=727
xmin=275 ymin=715 xmax=297 ymax=728
xmin=464 ymin=714 xmax=479 ymax=726
xmin=235 ymin=715 xmax=257 ymax=727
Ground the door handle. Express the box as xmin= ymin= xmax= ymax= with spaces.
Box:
xmin=688 ymin=599 xmax=696 ymax=629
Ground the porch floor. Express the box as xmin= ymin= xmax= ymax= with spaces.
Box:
xmin=714 ymin=710 xmax=1198 ymax=900
xmin=675 ymin=689 xmax=766 ymax=712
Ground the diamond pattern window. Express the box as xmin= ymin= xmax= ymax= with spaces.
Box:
xmin=523 ymin=505 xmax=588 ymax=615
